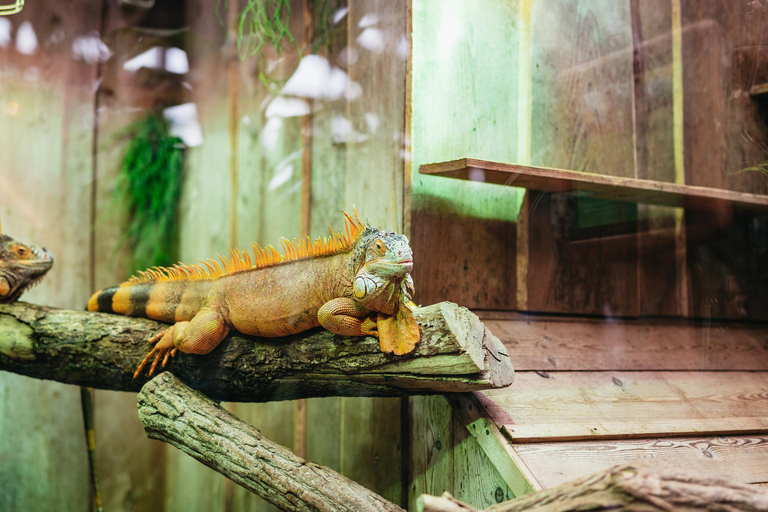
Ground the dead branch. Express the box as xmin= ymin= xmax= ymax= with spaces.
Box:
xmin=0 ymin=301 xmax=512 ymax=402
xmin=418 ymin=464 xmax=768 ymax=512
xmin=138 ymin=372 xmax=404 ymax=512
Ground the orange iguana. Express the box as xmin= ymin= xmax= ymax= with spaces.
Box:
xmin=87 ymin=212 xmax=420 ymax=377
xmin=0 ymin=219 xmax=54 ymax=303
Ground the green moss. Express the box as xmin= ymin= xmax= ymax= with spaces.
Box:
xmin=115 ymin=113 xmax=184 ymax=274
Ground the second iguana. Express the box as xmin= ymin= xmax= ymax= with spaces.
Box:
xmin=87 ymin=211 xmax=420 ymax=377
xmin=0 ymin=220 xmax=54 ymax=304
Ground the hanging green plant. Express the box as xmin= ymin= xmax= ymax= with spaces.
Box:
xmin=115 ymin=112 xmax=184 ymax=275
xmin=217 ymin=0 xmax=336 ymax=90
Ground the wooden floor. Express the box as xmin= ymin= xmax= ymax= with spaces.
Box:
xmin=466 ymin=311 xmax=768 ymax=490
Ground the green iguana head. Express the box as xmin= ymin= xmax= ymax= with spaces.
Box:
xmin=351 ymin=226 xmax=415 ymax=315
xmin=0 ymin=232 xmax=54 ymax=303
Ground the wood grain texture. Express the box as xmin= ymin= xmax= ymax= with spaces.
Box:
xmin=447 ymin=393 xmax=540 ymax=496
xmin=525 ymin=0 xmax=638 ymax=317
xmin=491 ymin=371 xmax=768 ymax=443
xmin=453 ymin=412 xmax=514 ymax=509
xmin=513 ymin=435 xmax=768 ymax=489
xmin=680 ymin=2 xmax=768 ymax=321
xmin=342 ymin=1 xmax=410 ymax=505
xmin=138 ymin=372 xmax=405 ymax=512
xmin=483 ymin=371 xmax=768 ymax=438
xmin=631 ymin=0 xmax=680 ymax=317
xmin=409 ymin=0 xmax=521 ymax=311
xmin=409 ymin=395 xmax=456 ymax=511
xmin=419 ymin=160 xmax=768 ymax=215
xmin=475 ymin=311 xmax=768 ymax=371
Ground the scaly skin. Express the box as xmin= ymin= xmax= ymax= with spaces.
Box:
xmin=0 ymin=232 xmax=54 ymax=303
xmin=87 ymin=223 xmax=418 ymax=377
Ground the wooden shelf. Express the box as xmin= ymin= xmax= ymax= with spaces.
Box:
xmin=420 ymin=158 xmax=768 ymax=215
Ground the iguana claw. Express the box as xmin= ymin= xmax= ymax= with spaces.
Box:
xmin=133 ymin=328 xmax=178 ymax=378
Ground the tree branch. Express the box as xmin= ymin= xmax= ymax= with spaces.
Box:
xmin=138 ymin=372 xmax=405 ymax=512
xmin=418 ymin=465 xmax=768 ymax=512
xmin=0 ymin=301 xmax=512 ymax=401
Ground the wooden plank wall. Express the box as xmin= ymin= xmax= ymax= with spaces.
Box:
xmin=0 ymin=2 xmax=100 ymax=511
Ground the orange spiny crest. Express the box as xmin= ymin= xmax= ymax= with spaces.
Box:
xmin=121 ymin=210 xmax=367 ymax=286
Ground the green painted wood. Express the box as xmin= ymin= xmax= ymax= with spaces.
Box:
xmin=410 ymin=0 xmax=524 ymax=222
xmin=409 ymin=0 xmax=523 ymax=310
xmin=452 ymin=407 xmax=514 ymax=508
xmin=408 ymin=396 xmax=455 ymax=511
xmin=306 ymin=397 xmax=343 ymax=472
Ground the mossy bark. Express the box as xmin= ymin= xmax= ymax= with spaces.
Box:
xmin=0 ymin=301 xmax=513 ymax=402
xmin=139 ymin=372 xmax=405 ymax=512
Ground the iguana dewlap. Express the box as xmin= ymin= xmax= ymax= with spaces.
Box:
xmin=87 ymin=212 xmax=420 ymax=377
xmin=0 ymin=219 xmax=54 ymax=303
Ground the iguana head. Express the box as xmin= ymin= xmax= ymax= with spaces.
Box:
xmin=350 ymin=226 xmax=414 ymax=315
xmin=0 ymin=232 xmax=54 ymax=303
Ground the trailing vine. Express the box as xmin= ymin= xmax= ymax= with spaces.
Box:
xmin=217 ymin=0 xmax=336 ymax=90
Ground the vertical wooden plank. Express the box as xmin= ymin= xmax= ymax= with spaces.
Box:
xmin=408 ymin=396 xmax=454 ymax=511
xmin=90 ymin=3 xmax=190 ymax=510
xmin=526 ymin=0 xmax=638 ymax=317
xmin=631 ymin=0 xmax=680 ymax=316
xmin=410 ymin=0 xmax=521 ymax=310
xmin=340 ymin=1 xmax=409 ymax=505
xmin=346 ymin=0 xmax=406 ymax=229
xmin=680 ymin=1 xmax=768 ymax=320
xmin=0 ymin=1 xmax=101 ymax=510
xmin=304 ymin=0 xmax=348 ymax=489
xmin=165 ymin=1 xmax=232 ymax=510
xmin=515 ymin=0 xmax=533 ymax=312
xmin=340 ymin=397 xmax=403 ymax=504
xmin=228 ymin=1 xmax=309 ymax=510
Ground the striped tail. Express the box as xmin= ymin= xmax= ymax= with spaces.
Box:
xmin=87 ymin=280 xmax=208 ymax=324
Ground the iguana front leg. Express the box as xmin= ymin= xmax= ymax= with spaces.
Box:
xmin=318 ymin=298 xmax=378 ymax=337
xmin=134 ymin=306 xmax=230 ymax=378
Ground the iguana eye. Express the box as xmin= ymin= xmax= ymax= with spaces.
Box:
xmin=14 ymin=246 xmax=29 ymax=258
xmin=374 ymin=240 xmax=385 ymax=255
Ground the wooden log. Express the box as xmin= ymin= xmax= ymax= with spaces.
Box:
xmin=417 ymin=464 xmax=768 ymax=512
xmin=138 ymin=372 xmax=404 ymax=512
xmin=0 ymin=301 xmax=512 ymax=402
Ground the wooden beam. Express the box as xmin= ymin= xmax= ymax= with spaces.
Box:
xmin=0 ymin=301 xmax=513 ymax=402
xmin=138 ymin=372 xmax=405 ymax=512
xmin=417 ymin=464 xmax=768 ymax=512
xmin=419 ymin=159 xmax=768 ymax=214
